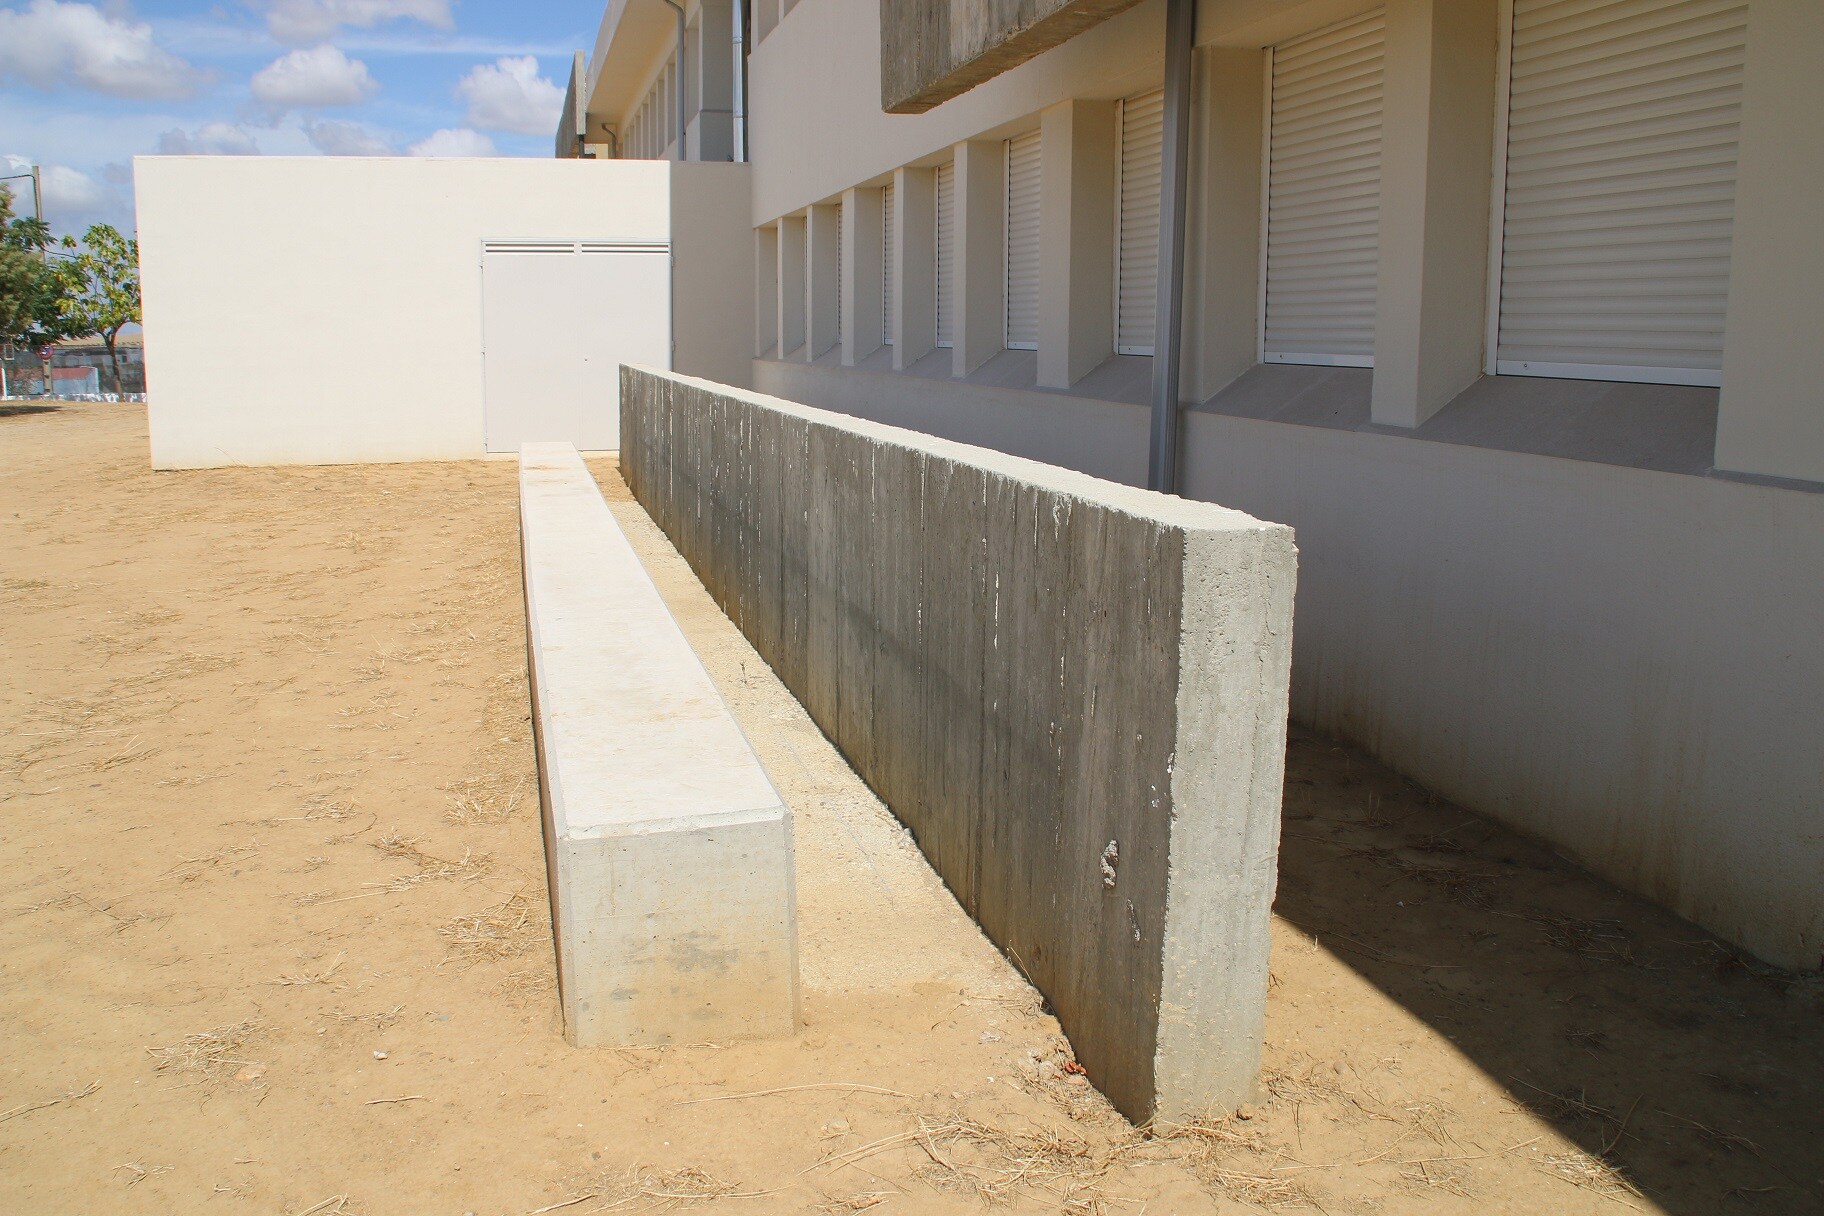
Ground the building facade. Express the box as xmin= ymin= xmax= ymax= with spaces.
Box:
xmin=564 ymin=0 xmax=1823 ymax=973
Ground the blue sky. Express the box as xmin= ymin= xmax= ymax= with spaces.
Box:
xmin=0 ymin=0 xmax=598 ymax=237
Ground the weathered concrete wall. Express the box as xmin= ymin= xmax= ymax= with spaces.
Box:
xmin=520 ymin=441 xmax=799 ymax=1047
xmin=882 ymin=0 xmax=1151 ymax=113
xmin=750 ymin=357 xmax=1824 ymax=974
xmin=620 ymin=366 xmax=1296 ymax=1122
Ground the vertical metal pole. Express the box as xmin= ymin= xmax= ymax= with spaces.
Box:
xmin=1147 ymin=0 xmax=1194 ymax=494
xmin=732 ymin=0 xmax=749 ymax=162
xmin=660 ymin=0 xmax=687 ymax=159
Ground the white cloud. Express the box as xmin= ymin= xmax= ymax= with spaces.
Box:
xmin=306 ymin=119 xmax=393 ymax=156
xmin=262 ymin=0 xmax=452 ymax=46
xmin=406 ymin=127 xmax=494 ymax=158
xmin=4 ymin=153 xmax=131 ymax=231
xmin=157 ymin=121 xmax=260 ymax=155
xmin=456 ymin=55 xmax=563 ymax=136
xmin=250 ymin=44 xmax=376 ymax=107
xmin=0 ymin=0 xmax=208 ymax=100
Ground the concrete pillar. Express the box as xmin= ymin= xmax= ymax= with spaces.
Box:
xmin=693 ymin=0 xmax=736 ymax=161
xmin=842 ymin=187 xmax=884 ymax=365
xmin=893 ymin=166 xmax=937 ymax=369
xmin=1184 ymin=46 xmax=1265 ymax=402
xmin=806 ymin=203 xmax=840 ymax=360
xmin=1369 ymin=0 xmax=1499 ymax=429
xmin=953 ymin=139 xmax=1006 ymax=377
xmin=755 ymin=224 xmax=778 ymax=357
xmin=777 ymin=213 xmax=806 ymax=358
xmin=1037 ymin=99 xmax=1116 ymax=390
xmin=1714 ymin=0 xmax=1824 ymax=485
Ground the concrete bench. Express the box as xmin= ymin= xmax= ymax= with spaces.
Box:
xmin=518 ymin=441 xmax=798 ymax=1046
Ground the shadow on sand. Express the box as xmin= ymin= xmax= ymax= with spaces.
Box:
xmin=1275 ymin=725 xmax=1823 ymax=1216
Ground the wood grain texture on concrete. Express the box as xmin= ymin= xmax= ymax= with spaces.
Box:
xmin=619 ymin=367 xmax=1296 ymax=1122
xmin=880 ymin=0 xmax=1151 ymax=113
xmin=519 ymin=441 xmax=799 ymax=1048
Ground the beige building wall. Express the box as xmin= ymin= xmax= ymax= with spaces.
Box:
xmin=739 ymin=0 xmax=1824 ymax=971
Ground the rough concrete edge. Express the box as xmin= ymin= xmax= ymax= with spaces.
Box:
xmin=883 ymin=0 xmax=1151 ymax=113
xmin=1152 ymin=523 xmax=1298 ymax=1120
xmin=625 ymin=365 xmax=1274 ymax=535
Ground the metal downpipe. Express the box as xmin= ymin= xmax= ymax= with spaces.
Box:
xmin=1147 ymin=0 xmax=1195 ymax=494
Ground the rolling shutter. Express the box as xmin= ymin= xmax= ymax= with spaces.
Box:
xmin=1262 ymin=10 xmax=1385 ymax=367
xmin=1005 ymin=130 xmax=1042 ymax=350
xmin=882 ymin=180 xmax=896 ymax=345
xmin=1494 ymin=0 xmax=1747 ymax=386
xmin=1117 ymin=88 xmax=1164 ymax=356
xmin=935 ymin=160 xmax=955 ymax=348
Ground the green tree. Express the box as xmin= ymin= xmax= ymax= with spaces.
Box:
xmin=58 ymin=223 xmax=141 ymax=396
xmin=0 ymin=185 xmax=70 ymax=361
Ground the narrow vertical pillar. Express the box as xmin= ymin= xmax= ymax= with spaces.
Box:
xmin=1037 ymin=99 xmax=1116 ymax=389
xmin=694 ymin=0 xmax=735 ymax=161
xmin=806 ymin=203 xmax=840 ymax=360
xmin=842 ymin=187 xmax=884 ymax=365
xmin=953 ymin=140 xmax=1005 ymax=377
xmin=1370 ymin=0 xmax=1498 ymax=429
xmin=755 ymin=224 xmax=778 ymax=357
xmin=1715 ymin=0 xmax=1824 ymax=484
xmin=777 ymin=213 xmax=806 ymax=358
xmin=893 ymin=166 xmax=937 ymax=369
xmin=1183 ymin=47 xmax=1266 ymax=401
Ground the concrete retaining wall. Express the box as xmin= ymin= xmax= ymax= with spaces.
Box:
xmin=619 ymin=367 xmax=1297 ymax=1122
xmin=520 ymin=441 xmax=799 ymax=1046
xmin=751 ymin=356 xmax=1824 ymax=974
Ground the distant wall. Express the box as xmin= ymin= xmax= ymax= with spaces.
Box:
xmin=620 ymin=366 xmax=1297 ymax=1122
xmin=136 ymin=157 xmax=752 ymax=469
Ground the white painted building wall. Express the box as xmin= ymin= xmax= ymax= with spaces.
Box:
xmin=136 ymin=157 xmax=751 ymax=469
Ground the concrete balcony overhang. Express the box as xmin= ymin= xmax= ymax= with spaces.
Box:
xmin=583 ymin=0 xmax=682 ymax=127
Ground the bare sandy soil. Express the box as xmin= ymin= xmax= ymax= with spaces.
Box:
xmin=1 ymin=403 xmax=1819 ymax=1216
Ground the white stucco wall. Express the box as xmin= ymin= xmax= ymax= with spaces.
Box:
xmin=137 ymin=157 xmax=750 ymax=469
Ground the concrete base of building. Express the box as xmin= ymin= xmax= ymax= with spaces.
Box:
xmin=519 ymin=442 xmax=799 ymax=1047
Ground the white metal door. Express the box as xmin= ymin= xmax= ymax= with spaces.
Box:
xmin=935 ymin=159 xmax=955 ymax=349
xmin=1492 ymin=0 xmax=1747 ymax=386
xmin=481 ymin=241 xmax=671 ymax=454
xmin=1005 ymin=130 xmax=1042 ymax=350
xmin=1262 ymin=10 xmax=1385 ymax=367
xmin=1117 ymin=88 xmax=1164 ymax=356
xmin=882 ymin=181 xmax=896 ymax=345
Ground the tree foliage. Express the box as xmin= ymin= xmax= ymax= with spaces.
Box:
xmin=0 ymin=184 xmax=70 ymax=352
xmin=57 ymin=223 xmax=142 ymax=394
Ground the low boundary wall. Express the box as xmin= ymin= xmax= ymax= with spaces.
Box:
xmin=520 ymin=441 xmax=799 ymax=1046
xmin=620 ymin=367 xmax=1297 ymax=1122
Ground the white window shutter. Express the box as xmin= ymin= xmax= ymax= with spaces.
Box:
xmin=1495 ymin=0 xmax=1748 ymax=386
xmin=1004 ymin=131 xmax=1042 ymax=351
xmin=1117 ymin=89 xmax=1164 ymax=356
xmin=1262 ymin=10 xmax=1386 ymax=367
xmin=935 ymin=160 xmax=955 ymax=349
xmin=882 ymin=180 xmax=896 ymax=346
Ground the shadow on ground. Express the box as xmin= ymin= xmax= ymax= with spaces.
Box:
xmin=0 ymin=404 xmax=61 ymax=418
xmin=1275 ymin=724 xmax=1824 ymax=1215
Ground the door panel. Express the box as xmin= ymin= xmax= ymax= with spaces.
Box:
xmin=482 ymin=242 xmax=671 ymax=454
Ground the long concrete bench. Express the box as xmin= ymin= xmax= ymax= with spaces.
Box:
xmin=518 ymin=441 xmax=799 ymax=1046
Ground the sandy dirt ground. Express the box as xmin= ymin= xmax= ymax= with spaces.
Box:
xmin=1 ymin=403 xmax=1820 ymax=1216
